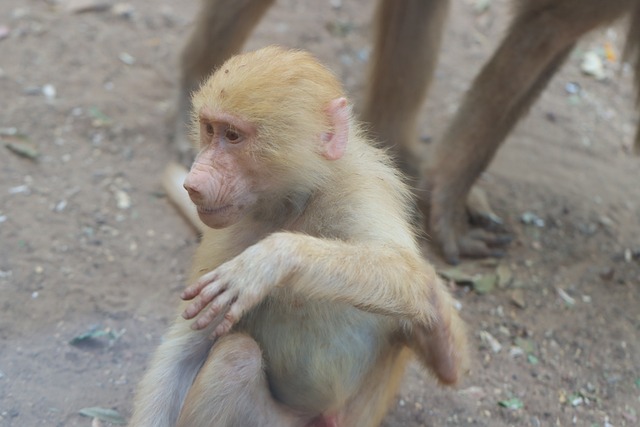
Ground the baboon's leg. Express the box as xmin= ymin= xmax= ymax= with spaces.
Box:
xmin=424 ymin=0 xmax=631 ymax=264
xmin=361 ymin=0 xmax=450 ymax=176
xmin=176 ymin=334 xmax=302 ymax=427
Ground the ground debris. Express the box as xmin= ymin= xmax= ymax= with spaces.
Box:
xmin=64 ymin=0 xmax=112 ymax=14
xmin=325 ymin=20 xmax=354 ymax=37
xmin=473 ymin=273 xmax=496 ymax=294
xmin=556 ymin=287 xmax=576 ymax=306
xmin=622 ymin=407 xmax=638 ymax=423
xmin=42 ymin=84 xmax=56 ymax=100
xmin=22 ymin=84 xmax=56 ymax=100
xmin=438 ymin=267 xmax=498 ymax=294
xmin=118 ymin=52 xmax=135 ymax=65
xmin=69 ymin=325 xmax=124 ymax=346
xmin=114 ymin=189 xmax=131 ymax=210
xmin=4 ymin=140 xmax=39 ymax=160
xmin=581 ymin=50 xmax=606 ymax=80
xmin=496 ymin=263 xmax=513 ymax=288
xmin=459 ymin=386 xmax=485 ymax=400
xmin=480 ymin=330 xmax=502 ymax=353
xmin=498 ymin=397 xmax=523 ymax=410
xmin=473 ymin=0 xmax=492 ymax=14
xmin=514 ymin=337 xmax=536 ymax=356
xmin=565 ymin=81 xmax=581 ymax=95
xmin=8 ymin=184 xmax=30 ymax=195
xmin=0 ymin=127 xmax=18 ymax=136
xmin=78 ymin=407 xmax=126 ymax=425
xmin=521 ymin=211 xmax=545 ymax=227
xmin=510 ymin=288 xmax=525 ymax=308
xmin=0 ymin=25 xmax=10 ymax=40
xmin=599 ymin=266 xmax=615 ymax=281
xmin=438 ymin=267 xmax=476 ymax=285
xmin=88 ymin=106 xmax=113 ymax=127
xmin=111 ymin=3 xmax=134 ymax=18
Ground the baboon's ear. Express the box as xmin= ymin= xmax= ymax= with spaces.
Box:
xmin=320 ymin=97 xmax=350 ymax=161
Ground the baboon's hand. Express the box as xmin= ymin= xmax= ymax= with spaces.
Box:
xmin=181 ymin=235 xmax=293 ymax=337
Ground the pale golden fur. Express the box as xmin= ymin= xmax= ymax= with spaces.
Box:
xmin=132 ymin=46 xmax=467 ymax=427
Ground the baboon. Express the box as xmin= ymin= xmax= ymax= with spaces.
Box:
xmin=131 ymin=46 xmax=468 ymax=427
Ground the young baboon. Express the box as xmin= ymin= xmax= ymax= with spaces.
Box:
xmin=132 ymin=46 xmax=468 ymax=427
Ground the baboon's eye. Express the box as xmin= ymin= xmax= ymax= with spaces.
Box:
xmin=225 ymin=128 xmax=241 ymax=143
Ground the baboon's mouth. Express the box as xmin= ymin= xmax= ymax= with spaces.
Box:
xmin=197 ymin=205 xmax=232 ymax=215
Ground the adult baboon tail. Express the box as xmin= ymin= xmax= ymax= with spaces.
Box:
xmin=162 ymin=162 xmax=205 ymax=234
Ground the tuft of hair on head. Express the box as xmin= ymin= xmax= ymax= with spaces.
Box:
xmin=191 ymin=46 xmax=350 ymax=190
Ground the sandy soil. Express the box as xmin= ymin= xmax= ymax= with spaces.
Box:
xmin=0 ymin=1 xmax=638 ymax=426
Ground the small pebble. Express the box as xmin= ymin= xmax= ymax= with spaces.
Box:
xmin=42 ymin=84 xmax=56 ymax=100
xmin=564 ymin=82 xmax=581 ymax=95
xmin=119 ymin=52 xmax=136 ymax=65
xmin=0 ymin=25 xmax=10 ymax=40
xmin=521 ymin=211 xmax=545 ymax=227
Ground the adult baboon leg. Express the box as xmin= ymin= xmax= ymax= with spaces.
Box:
xmin=433 ymin=46 xmax=572 ymax=263
xmin=424 ymin=0 xmax=630 ymax=264
xmin=361 ymin=0 xmax=450 ymax=177
xmin=173 ymin=0 xmax=275 ymax=163
xmin=624 ymin=1 xmax=640 ymax=154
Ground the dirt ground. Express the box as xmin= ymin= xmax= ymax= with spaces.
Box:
xmin=0 ymin=0 xmax=638 ymax=426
